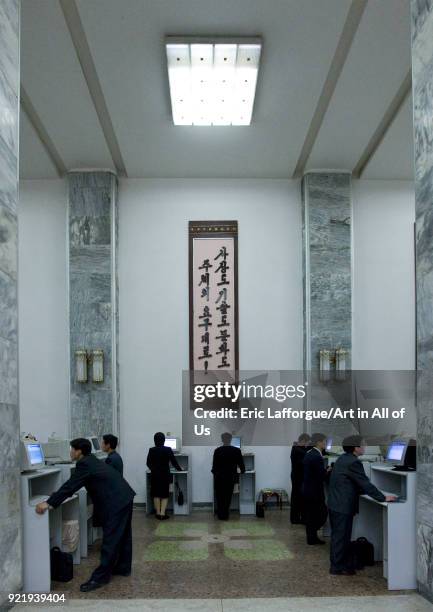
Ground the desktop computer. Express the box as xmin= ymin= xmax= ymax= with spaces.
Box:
xmin=86 ymin=436 xmax=106 ymax=458
xmin=20 ymin=439 xmax=45 ymax=472
xmin=165 ymin=437 xmax=181 ymax=453
xmin=386 ymin=438 xmax=416 ymax=471
xmin=232 ymin=436 xmax=241 ymax=449
xmin=42 ymin=438 xmax=71 ymax=463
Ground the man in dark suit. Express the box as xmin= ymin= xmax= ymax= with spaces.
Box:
xmin=328 ymin=435 xmax=397 ymax=575
xmin=102 ymin=433 xmax=124 ymax=476
xmin=302 ymin=432 xmax=329 ymax=544
xmin=290 ymin=433 xmax=310 ymax=524
xmin=36 ymin=438 xmax=136 ymax=592
xmin=212 ymin=432 xmax=245 ymax=520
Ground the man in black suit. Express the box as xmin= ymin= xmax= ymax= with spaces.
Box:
xmin=36 ymin=438 xmax=136 ymax=592
xmin=302 ymin=432 xmax=329 ymax=544
xmin=212 ymin=432 xmax=245 ymax=520
xmin=102 ymin=433 xmax=124 ymax=476
xmin=328 ymin=435 xmax=397 ymax=575
xmin=290 ymin=433 xmax=310 ymax=524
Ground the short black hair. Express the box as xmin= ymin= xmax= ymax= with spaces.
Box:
xmin=298 ymin=433 xmax=311 ymax=444
xmin=311 ymin=432 xmax=326 ymax=446
xmin=154 ymin=432 xmax=165 ymax=447
xmin=342 ymin=435 xmax=364 ymax=453
xmin=103 ymin=434 xmax=118 ymax=450
xmin=70 ymin=438 xmax=92 ymax=456
xmin=221 ymin=432 xmax=232 ymax=444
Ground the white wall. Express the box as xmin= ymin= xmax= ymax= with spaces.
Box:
xmin=18 ymin=179 xmax=69 ymax=441
xmin=119 ymin=179 xmax=303 ymax=502
xmin=352 ymin=180 xmax=415 ymax=369
xmin=16 ymin=177 xmax=416 ymax=502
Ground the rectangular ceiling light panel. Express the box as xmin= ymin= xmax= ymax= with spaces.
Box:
xmin=166 ymin=38 xmax=261 ymax=126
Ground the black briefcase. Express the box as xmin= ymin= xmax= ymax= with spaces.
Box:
xmin=50 ymin=546 xmax=73 ymax=582
xmin=349 ymin=537 xmax=375 ymax=570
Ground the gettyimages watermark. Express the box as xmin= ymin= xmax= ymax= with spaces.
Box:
xmin=182 ymin=370 xmax=419 ymax=446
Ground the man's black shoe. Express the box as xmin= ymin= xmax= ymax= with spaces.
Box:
xmin=80 ymin=580 xmax=107 ymax=592
xmin=307 ymin=538 xmax=326 ymax=545
xmin=330 ymin=569 xmax=356 ymax=575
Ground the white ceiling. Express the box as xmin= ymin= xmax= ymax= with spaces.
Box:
xmin=19 ymin=0 xmax=414 ymax=180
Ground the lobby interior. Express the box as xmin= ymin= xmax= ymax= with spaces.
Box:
xmin=2 ymin=0 xmax=433 ymax=610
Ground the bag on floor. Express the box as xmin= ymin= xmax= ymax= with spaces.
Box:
xmin=256 ymin=501 xmax=265 ymax=518
xmin=349 ymin=537 xmax=375 ymax=570
xmin=355 ymin=537 xmax=375 ymax=566
xmin=50 ymin=546 xmax=73 ymax=582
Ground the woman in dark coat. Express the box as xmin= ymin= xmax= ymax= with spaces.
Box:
xmin=146 ymin=432 xmax=182 ymax=520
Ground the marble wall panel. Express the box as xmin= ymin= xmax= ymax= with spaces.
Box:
xmin=68 ymin=172 xmax=118 ymax=440
xmin=0 ymin=0 xmax=21 ymax=603
xmin=412 ymin=0 xmax=433 ymax=599
xmin=302 ymin=173 xmax=352 ymax=371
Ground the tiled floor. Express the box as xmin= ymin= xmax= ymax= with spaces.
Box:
xmin=24 ymin=508 xmax=420 ymax=600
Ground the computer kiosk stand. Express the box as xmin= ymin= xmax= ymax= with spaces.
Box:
xmin=21 ymin=468 xmax=80 ymax=592
xmin=352 ymin=465 xmax=416 ymax=590
xmin=213 ymin=453 xmax=256 ymax=515
xmin=146 ymin=453 xmax=192 ymax=515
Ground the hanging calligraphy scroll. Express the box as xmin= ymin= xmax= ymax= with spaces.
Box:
xmin=189 ymin=221 xmax=239 ymax=374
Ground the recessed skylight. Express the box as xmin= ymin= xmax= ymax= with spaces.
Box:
xmin=166 ymin=37 xmax=262 ymax=126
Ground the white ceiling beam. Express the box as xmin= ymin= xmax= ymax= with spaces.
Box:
xmin=352 ymin=71 xmax=412 ymax=179
xmin=292 ymin=0 xmax=368 ymax=179
xmin=59 ymin=0 xmax=127 ymax=177
xmin=20 ymin=85 xmax=67 ymax=176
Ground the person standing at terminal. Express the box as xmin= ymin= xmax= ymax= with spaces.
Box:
xmin=102 ymin=434 xmax=124 ymax=475
xmin=212 ymin=432 xmax=245 ymax=520
xmin=146 ymin=432 xmax=182 ymax=520
xmin=327 ymin=435 xmax=397 ymax=575
xmin=290 ymin=433 xmax=311 ymax=524
xmin=35 ymin=438 xmax=136 ymax=592
xmin=302 ymin=433 xmax=329 ymax=545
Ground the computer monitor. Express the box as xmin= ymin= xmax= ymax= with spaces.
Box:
xmin=385 ymin=440 xmax=408 ymax=465
xmin=85 ymin=436 xmax=102 ymax=454
xmin=231 ymin=436 xmax=241 ymax=449
xmin=404 ymin=439 xmax=416 ymax=470
xmin=20 ymin=440 xmax=45 ymax=471
xmin=326 ymin=437 xmax=333 ymax=451
xmin=165 ymin=437 xmax=181 ymax=453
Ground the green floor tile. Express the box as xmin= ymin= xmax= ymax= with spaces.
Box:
xmin=143 ymin=541 xmax=209 ymax=561
xmin=223 ymin=539 xmax=293 ymax=561
xmin=221 ymin=523 xmax=275 ymax=537
xmin=154 ymin=522 xmax=209 ymax=537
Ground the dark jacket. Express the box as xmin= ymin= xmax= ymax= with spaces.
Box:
xmin=327 ymin=452 xmax=385 ymax=515
xmin=146 ymin=446 xmax=182 ymax=475
xmin=105 ymin=450 xmax=123 ymax=476
xmin=302 ymin=447 xmax=327 ymax=501
xmin=47 ymin=454 xmax=135 ymax=522
xmin=212 ymin=445 xmax=245 ymax=478
xmin=291 ymin=444 xmax=308 ymax=484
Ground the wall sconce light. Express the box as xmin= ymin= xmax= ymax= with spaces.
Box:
xmin=319 ymin=349 xmax=331 ymax=382
xmin=319 ymin=347 xmax=349 ymax=382
xmin=75 ymin=349 xmax=88 ymax=383
xmin=92 ymin=349 xmax=104 ymax=383
xmin=75 ymin=349 xmax=104 ymax=383
xmin=335 ymin=347 xmax=348 ymax=381
xmin=319 ymin=349 xmax=331 ymax=371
